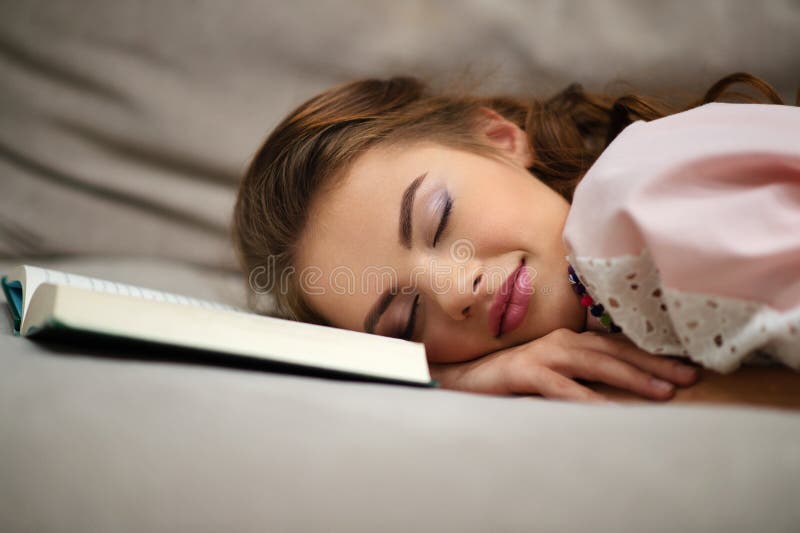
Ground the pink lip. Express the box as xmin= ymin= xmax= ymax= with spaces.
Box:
xmin=488 ymin=259 xmax=533 ymax=338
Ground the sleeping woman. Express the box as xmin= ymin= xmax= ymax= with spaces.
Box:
xmin=231 ymin=72 xmax=800 ymax=403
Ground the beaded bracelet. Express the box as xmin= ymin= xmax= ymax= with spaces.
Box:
xmin=567 ymin=264 xmax=622 ymax=333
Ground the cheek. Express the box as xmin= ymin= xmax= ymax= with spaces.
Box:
xmin=457 ymin=200 xmax=525 ymax=253
xmin=422 ymin=321 xmax=493 ymax=363
xmin=463 ymin=183 xmax=544 ymax=247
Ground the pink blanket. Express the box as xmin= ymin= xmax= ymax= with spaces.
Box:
xmin=563 ymin=103 xmax=800 ymax=372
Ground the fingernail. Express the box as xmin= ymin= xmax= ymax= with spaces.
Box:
xmin=651 ymin=378 xmax=674 ymax=392
xmin=679 ymin=366 xmax=699 ymax=380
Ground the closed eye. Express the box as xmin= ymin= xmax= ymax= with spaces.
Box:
xmin=397 ymin=193 xmax=451 ymax=341
xmin=400 ymin=293 xmax=421 ymax=341
xmin=432 ymin=195 xmax=453 ymax=246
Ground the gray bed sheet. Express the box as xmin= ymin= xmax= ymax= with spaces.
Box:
xmin=1 ymin=258 xmax=800 ymax=533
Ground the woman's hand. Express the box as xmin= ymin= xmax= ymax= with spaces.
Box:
xmin=427 ymin=328 xmax=700 ymax=403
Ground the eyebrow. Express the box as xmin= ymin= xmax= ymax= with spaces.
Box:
xmin=399 ymin=172 xmax=428 ymax=249
xmin=363 ymin=172 xmax=427 ymax=334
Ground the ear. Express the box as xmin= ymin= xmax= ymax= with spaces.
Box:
xmin=477 ymin=107 xmax=535 ymax=168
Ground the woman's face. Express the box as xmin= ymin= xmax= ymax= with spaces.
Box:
xmin=295 ymin=111 xmax=587 ymax=363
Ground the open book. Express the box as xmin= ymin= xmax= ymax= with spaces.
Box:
xmin=1 ymin=264 xmax=434 ymax=387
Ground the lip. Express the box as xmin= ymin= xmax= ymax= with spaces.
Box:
xmin=488 ymin=259 xmax=533 ymax=338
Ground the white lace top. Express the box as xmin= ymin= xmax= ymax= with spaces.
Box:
xmin=562 ymin=103 xmax=800 ymax=373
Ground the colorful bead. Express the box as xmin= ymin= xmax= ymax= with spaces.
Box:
xmin=567 ymin=264 xmax=622 ymax=333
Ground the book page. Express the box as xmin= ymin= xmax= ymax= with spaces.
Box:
xmin=46 ymin=283 xmax=431 ymax=384
xmin=19 ymin=265 xmax=245 ymax=319
xmin=9 ymin=265 xmax=431 ymax=384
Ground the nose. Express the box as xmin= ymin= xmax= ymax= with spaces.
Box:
xmin=417 ymin=254 xmax=485 ymax=321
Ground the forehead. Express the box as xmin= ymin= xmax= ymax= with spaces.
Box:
xmin=302 ymin=145 xmax=413 ymax=255
xmin=325 ymin=143 xmax=437 ymax=207
xmin=301 ymin=142 xmax=452 ymax=249
xmin=296 ymin=143 xmax=445 ymax=329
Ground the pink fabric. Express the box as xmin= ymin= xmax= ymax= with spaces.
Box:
xmin=563 ymin=102 xmax=800 ymax=313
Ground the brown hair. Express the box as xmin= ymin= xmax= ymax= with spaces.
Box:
xmin=231 ymin=72 xmax=794 ymax=324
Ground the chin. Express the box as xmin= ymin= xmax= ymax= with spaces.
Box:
xmin=519 ymin=297 xmax=585 ymax=341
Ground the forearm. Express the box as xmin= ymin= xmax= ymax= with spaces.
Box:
xmin=428 ymin=355 xmax=509 ymax=395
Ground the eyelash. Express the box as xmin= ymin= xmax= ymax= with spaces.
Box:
xmin=400 ymin=293 xmax=421 ymax=341
xmin=432 ymin=194 xmax=453 ymax=246
xmin=399 ymin=194 xmax=452 ymax=341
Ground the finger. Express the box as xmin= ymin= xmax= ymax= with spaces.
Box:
xmin=508 ymin=364 xmax=610 ymax=404
xmin=554 ymin=348 xmax=677 ymax=401
xmin=581 ymin=332 xmax=700 ymax=387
